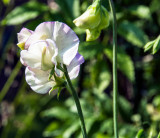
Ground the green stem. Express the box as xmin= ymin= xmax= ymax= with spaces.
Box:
xmin=108 ymin=0 xmax=119 ymax=138
xmin=63 ymin=65 xmax=88 ymax=138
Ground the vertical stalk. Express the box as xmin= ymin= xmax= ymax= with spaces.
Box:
xmin=63 ymin=65 xmax=88 ymax=138
xmin=108 ymin=0 xmax=119 ymax=138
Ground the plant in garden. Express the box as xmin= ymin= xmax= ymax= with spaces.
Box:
xmin=144 ymin=35 xmax=160 ymax=54
xmin=73 ymin=0 xmax=110 ymax=41
xmin=17 ymin=21 xmax=88 ymax=137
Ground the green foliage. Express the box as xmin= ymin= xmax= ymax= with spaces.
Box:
xmin=128 ymin=5 xmax=151 ymax=19
xmin=104 ymin=46 xmax=135 ymax=82
xmin=118 ymin=21 xmax=149 ymax=47
xmin=1 ymin=1 xmax=48 ymax=25
xmin=91 ymin=60 xmax=111 ymax=92
xmin=135 ymin=129 xmax=145 ymax=138
xmin=144 ymin=35 xmax=160 ymax=54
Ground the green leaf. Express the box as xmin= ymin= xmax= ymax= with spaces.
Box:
xmin=91 ymin=61 xmax=111 ymax=92
xmin=150 ymin=0 xmax=160 ymax=13
xmin=55 ymin=0 xmax=80 ymax=19
xmin=118 ymin=21 xmax=148 ymax=47
xmin=41 ymin=107 xmax=75 ymax=120
xmin=128 ymin=5 xmax=151 ymax=19
xmin=144 ymin=35 xmax=160 ymax=54
xmin=43 ymin=122 xmax=61 ymax=137
xmin=79 ymin=42 xmax=104 ymax=59
xmin=144 ymin=40 xmax=155 ymax=52
xmin=157 ymin=132 xmax=160 ymax=138
xmin=104 ymin=46 xmax=135 ymax=82
xmin=1 ymin=1 xmax=48 ymax=25
xmin=152 ymin=35 xmax=160 ymax=54
xmin=63 ymin=122 xmax=79 ymax=138
xmin=118 ymin=96 xmax=132 ymax=121
xmin=135 ymin=129 xmax=145 ymax=138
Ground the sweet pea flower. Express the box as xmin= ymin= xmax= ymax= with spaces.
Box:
xmin=73 ymin=0 xmax=110 ymax=41
xmin=17 ymin=21 xmax=84 ymax=94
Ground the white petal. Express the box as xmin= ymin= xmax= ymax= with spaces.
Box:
xmin=25 ymin=22 xmax=79 ymax=65
xmin=21 ymin=40 xmax=56 ymax=69
xmin=17 ymin=28 xmax=33 ymax=49
xmin=21 ymin=41 xmax=45 ymax=69
xmin=53 ymin=22 xmax=79 ymax=65
xmin=17 ymin=28 xmax=33 ymax=43
xmin=25 ymin=22 xmax=55 ymax=49
xmin=67 ymin=53 xmax=84 ymax=79
xmin=25 ymin=67 xmax=56 ymax=94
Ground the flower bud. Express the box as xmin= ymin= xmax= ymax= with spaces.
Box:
xmin=86 ymin=29 xmax=100 ymax=41
xmin=98 ymin=6 xmax=110 ymax=30
xmin=73 ymin=0 xmax=110 ymax=41
xmin=73 ymin=0 xmax=101 ymax=29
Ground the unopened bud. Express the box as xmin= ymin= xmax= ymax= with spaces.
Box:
xmin=73 ymin=0 xmax=101 ymax=29
xmin=73 ymin=0 xmax=110 ymax=41
xmin=86 ymin=29 xmax=100 ymax=41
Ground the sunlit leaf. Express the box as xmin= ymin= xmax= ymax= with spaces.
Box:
xmin=63 ymin=122 xmax=79 ymax=138
xmin=144 ymin=35 xmax=160 ymax=54
xmin=135 ymin=129 xmax=145 ymax=138
xmin=128 ymin=5 xmax=151 ymax=19
xmin=41 ymin=107 xmax=76 ymax=120
xmin=118 ymin=21 xmax=149 ymax=47
xmin=1 ymin=1 xmax=48 ymax=25
xmin=144 ymin=40 xmax=155 ymax=52
xmin=152 ymin=35 xmax=160 ymax=54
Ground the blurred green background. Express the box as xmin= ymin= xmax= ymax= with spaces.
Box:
xmin=0 ymin=0 xmax=160 ymax=137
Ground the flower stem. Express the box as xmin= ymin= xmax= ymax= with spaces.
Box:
xmin=108 ymin=0 xmax=119 ymax=138
xmin=63 ymin=65 xmax=88 ymax=138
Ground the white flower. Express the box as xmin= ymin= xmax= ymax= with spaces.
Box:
xmin=17 ymin=21 xmax=84 ymax=94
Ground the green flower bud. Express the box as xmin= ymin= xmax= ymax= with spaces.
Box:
xmin=86 ymin=29 xmax=101 ymax=41
xmin=73 ymin=0 xmax=110 ymax=41
xmin=73 ymin=0 xmax=101 ymax=29
xmin=98 ymin=6 xmax=110 ymax=30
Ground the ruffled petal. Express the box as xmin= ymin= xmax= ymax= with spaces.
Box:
xmin=25 ymin=22 xmax=79 ymax=66
xmin=21 ymin=41 xmax=45 ymax=69
xmin=25 ymin=22 xmax=55 ymax=49
xmin=67 ymin=53 xmax=84 ymax=79
xmin=17 ymin=28 xmax=33 ymax=50
xmin=25 ymin=67 xmax=56 ymax=94
xmin=53 ymin=22 xmax=79 ymax=66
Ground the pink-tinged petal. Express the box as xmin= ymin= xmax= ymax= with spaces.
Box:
xmin=21 ymin=41 xmax=45 ymax=69
xmin=25 ymin=22 xmax=55 ymax=49
xmin=53 ymin=22 xmax=79 ymax=65
xmin=17 ymin=28 xmax=33 ymax=50
xmin=20 ymin=57 xmax=27 ymax=66
xmin=67 ymin=53 xmax=84 ymax=79
xmin=25 ymin=67 xmax=56 ymax=94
